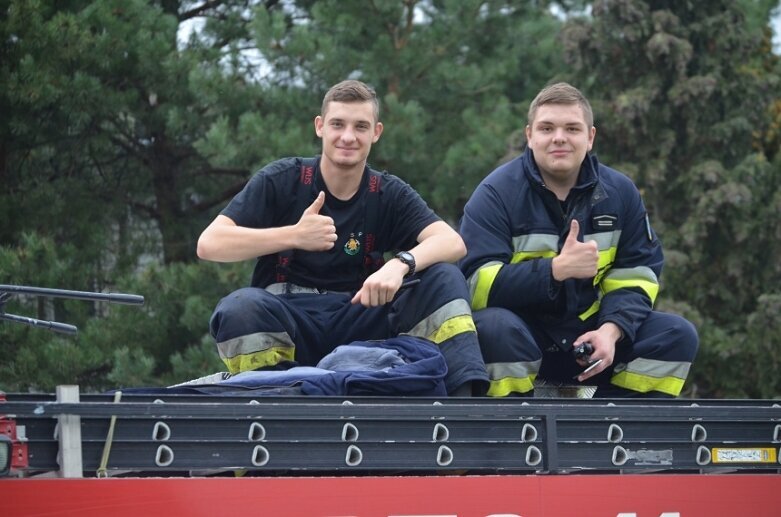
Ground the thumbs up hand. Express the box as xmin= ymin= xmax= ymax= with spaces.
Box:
xmin=293 ymin=191 xmax=337 ymax=251
xmin=551 ymin=219 xmax=599 ymax=281
xmin=302 ymin=190 xmax=326 ymax=216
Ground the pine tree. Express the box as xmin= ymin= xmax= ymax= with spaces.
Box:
xmin=559 ymin=0 xmax=781 ymax=397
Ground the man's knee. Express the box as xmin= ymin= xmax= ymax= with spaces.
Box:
xmin=418 ymin=263 xmax=469 ymax=295
xmin=210 ymin=288 xmax=297 ymax=373
xmin=472 ymin=308 xmax=541 ymax=398
xmin=421 ymin=261 xmax=461 ymax=278
xmin=607 ymin=312 xmax=699 ymax=398
xmin=670 ymin=314 xmax=699 ymax=360
xmin=473 ymin=308 xmax=540 ymax=362
xmin=210 ymin=287 xmax=279 ymax=339
xmin=649 ymin=312 xmax=699 ymax=361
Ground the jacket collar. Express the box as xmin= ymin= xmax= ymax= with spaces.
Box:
xmin=521 ymin=147 xmax=600 ymax=193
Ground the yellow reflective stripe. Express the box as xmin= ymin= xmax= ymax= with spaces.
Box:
xmin=470 ymin=263 xmax=502 ymax=311
xmin=222 ymin=346 xmax=296 ymax=374
xmin=217 ymin=331 xmax=294 ymax=359
xmin=510 ymin=250 xmax=556 ymax=264
xmin=405 ymin=299 xmax=473 ymax=342
xmin=486 ymin=361 xmax=540 ymax=397
xmin=580 ymin=263 xmax=657 ymax=320
xmin=593 ymin=246 xmax=617 ymax=285
xmin=469 ymin=233 xmax=561 ymax=309
xmin=487 ymin=374 xmax=537 ymax=397
xmin=218 ymin=331 xmax=296 ymax=373
xmin=510 ymin=234 xmax=558 ymax=264
xmin=427 ymin=314 xmax=476 ymax=344
xmin=579 ymin=299 xmax=600 ymax=321
xmin=611 ymin=370 xmax=685 ymax=396
xmin=602 ymin=265 xmax=660 ymax=303
xmin=611 ymin=357 xmax=691 ymax=396
xmin=584 ymin=231 xmax=618 ymax=287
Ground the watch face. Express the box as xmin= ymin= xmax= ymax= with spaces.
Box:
xmin=396 ymin=251 xmax=415 ymax=277
xmin=396 ymin=251 xmax=414 ymax=265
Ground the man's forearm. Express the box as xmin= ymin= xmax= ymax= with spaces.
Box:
xmin=197 ymin=221 xmax=298 ymax=262
xmin=408 ymin=224 xmax=466 ymax=272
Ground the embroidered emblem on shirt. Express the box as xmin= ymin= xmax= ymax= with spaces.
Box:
xmin=592 ymin=214 xmax=617 ymax=230
xmin=344 ymin=232 xmax=362 ymax=255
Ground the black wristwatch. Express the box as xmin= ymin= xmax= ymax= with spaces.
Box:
xmin=394 ymin=251 xmax=416 ymax=278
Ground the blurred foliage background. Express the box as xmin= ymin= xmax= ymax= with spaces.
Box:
xmin=1 ymin=0 xmax=779 ymax=397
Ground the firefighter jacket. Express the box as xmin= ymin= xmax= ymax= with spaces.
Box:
xmin=459 ymin=148 xmax=663 ymax=346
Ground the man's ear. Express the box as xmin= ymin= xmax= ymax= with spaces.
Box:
xmin=372 ymin=121 xmax=384 ymax=143
xmin=588 ymin=125 xmax=596 ymax=151
xmin=314 ymin=115 xmax=324 ymax=137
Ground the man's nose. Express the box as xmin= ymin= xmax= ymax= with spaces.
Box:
xmin=553 ymin=128 xmax=567 ymax=142
xmin=341 ymin=126 xmax=356 ymax=142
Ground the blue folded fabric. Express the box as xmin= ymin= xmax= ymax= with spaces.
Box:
xmin=221 ymin=366 xmax=332 ymax=386
xmin=114 ymin=336 xmax=447 ymax=397
xmin=317 ymin=343 xmax=407 ymax=372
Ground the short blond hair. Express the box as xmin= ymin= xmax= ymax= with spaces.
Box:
xmin=322 ymin=80 xmax=380 ymax=123
xmin=528 ymin=82 xmax=594 ymax=127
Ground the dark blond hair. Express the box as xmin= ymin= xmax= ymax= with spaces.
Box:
xmin=528 ymin=82 xmax=594 ymax=127
xmin=321 ymin=80 xmax=380 ymax=123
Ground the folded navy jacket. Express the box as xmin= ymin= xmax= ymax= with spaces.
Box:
xmin=115 ymin=336 xmax=448 ymax=397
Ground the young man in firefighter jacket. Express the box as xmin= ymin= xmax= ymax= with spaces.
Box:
xmin=458 ymin=82 xmax=698 ymax=398
xmin=197 ymin=80 xmax=489 ymax=396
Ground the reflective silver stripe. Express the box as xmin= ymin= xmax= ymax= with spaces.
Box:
xmin=265 ymin=283 xmax=350 ymax=296
xmin=601 ymin=265 xmax=660 ymax=302
xmin=403 ymin=298 xmax=472 ymax=338
xmin=603 ymin=265 xmax=659 ymax=284
xmin=170 ymin=372 xmax=231 ymax=387
xmin=265 ymin=283 xmax=319 ymax=295
xmin=613 ymin=357 xmax=691 ymax=380
xmin=584 ymin=229 xmax=621 ymax=250
xmin=217 ymin=331 xmax=295 ymax=360
xmin=511 ymin=233 xmax=559 ymax=254
xmin=510 ymin=231 xmax=620 ymax=255
xmin=486 ymin=360 xmax=542 ymax=380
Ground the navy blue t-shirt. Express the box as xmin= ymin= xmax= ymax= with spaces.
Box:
xmin=222 ymin=156 xmax=440 ymax=292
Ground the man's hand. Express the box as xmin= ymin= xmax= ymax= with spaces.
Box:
xmin=573 ymin=322 xmax=623 ymax=382
xmin=552 ymin=219 xmax=599 ymax=281
xmin=350 ymin=259 xmax=408 ymax=307
xmin=294 ymin=192 xmax=338 ymax=251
